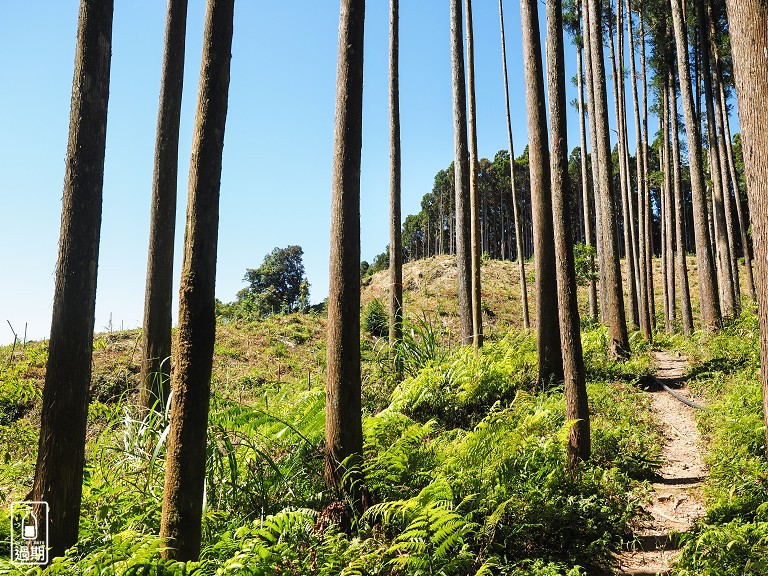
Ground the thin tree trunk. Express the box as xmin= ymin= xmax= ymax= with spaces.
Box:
xmin=521 ymin=0 xmax=564 ymax=382
xmin=709 ymin=15 xmax=741 ymax=312
xmin=159 ymin=0 xmax=233 ymax=561
xmin=719 ymin=79 xmax=755 ymax=302
xmin=608 ymin=6 xmax=639 ymax=329
xmin=323 ymin=0 xmax=365 ymax=499
xmin=140 ymin=0 xmax=188 ymax=412
xmin=449 ymin=0 xmax=473 ymax=346
xmin=388 ymin=0 xmax=403 ymax=372
xmin=660 ymin=115 xmax=670 ymax=330
xmin=697 ymin=0 xmax=735 ymax=319
xmin=499 ymin=0 xmax=529 ymax=330
xmin=546 ymin=0 xmax=589 ymax=462
xmin=586 ymin=0 xmax=630 ymax=357
xmin=640 ymin=9 xmax=655 ymax=331
xmin=669 ymin=69 xmax=695 ymax=334
xmin=669 ymin=0 xmax=721 ymax=331
xmin=663 ymin=70 xmax=676 ymax=332
xmin=465 ymin=0 xmax=482 ymax=349
xmin=31 ymin=0 xmax=113 ymax=561
xmin=723 ymin=0 xmax=768 ymax=455
xmin=626 ymin=0 xmax=651 ymax=339
xmin=576 ymin=9 xmax=598 ymax=323
xmin=583 ymin=0 xmax=608 ymax=324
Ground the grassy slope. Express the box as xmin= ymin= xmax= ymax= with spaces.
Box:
xmin=4 ymin=254 xmax=746 ymax=574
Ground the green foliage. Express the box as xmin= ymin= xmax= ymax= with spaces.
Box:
xmin=362 ymin=299 xmax=388 ymax=338
xmin=671 ymin=307 xmax=768 ymax=575
xmin=219 ymin=245 xmax=310 ymax=321
xmin=572 ymin=243 xmax=597 ymax=286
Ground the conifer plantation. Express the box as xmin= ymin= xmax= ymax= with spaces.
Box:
xmin=3 ymin=1 xmax=768 ymax=574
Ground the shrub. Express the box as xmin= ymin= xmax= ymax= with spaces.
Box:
xmin=363 ymin=299 xmax=388 ymax=338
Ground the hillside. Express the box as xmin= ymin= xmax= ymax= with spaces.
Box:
xmin=0 ymin=255 xmax=764 ymax=574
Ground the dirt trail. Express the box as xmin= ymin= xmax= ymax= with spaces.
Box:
xmin=614 ymin=351 xmax=707 ymax=575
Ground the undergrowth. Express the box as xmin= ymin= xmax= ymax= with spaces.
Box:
xmin=663 ymin=305 xmax=768 ymax=575
xmin=0 ymin=319 xmax=661 ymax=575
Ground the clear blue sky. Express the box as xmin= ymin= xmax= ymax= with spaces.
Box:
xmin=0 ymin=1 xmax=697 ymax=345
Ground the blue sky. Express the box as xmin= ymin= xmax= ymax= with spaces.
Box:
xmin=0 ymin=1 xmax=679 ymax=345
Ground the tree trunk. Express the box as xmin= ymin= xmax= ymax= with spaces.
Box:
xmin=608 ymin=8 xmax=638 ymax=328
xmin=719 ymin=77 xmax=756 ymax=302
xmin=662 ymin=73 xmax=676 ymax=332
xmin=31 ymin=0 xmax=113 ymax=562
xmin=697 ymin=0 xmax=735 ymax=319
xmin=546 ymin=0 xmax=590 ymax=463
xmin=626 ymin=0 xmax=651 ymax=340
xmin=640 ymin=9 xmax=655 ymax=331
xmin=583 ymin=0 xmax=608 ymax=324
xmin=465 ymin=0 xmax=482 ymax=349
xmin=449 ymin=0 xmax=473 ymax=346
xmin=140 ymin=0 xmax=188 ymax=412
xmin=324 ymin=0 xmax=365 ymax=500
xmin=586 ymin=0 xmax=630 ymax=357
xmin=499 ymin=0 xmax=530 ymax=330
xmin=388 ymin=0 xmax=403 ymax=371
xmin=669 ymin=0 xmax=721 ymax=331
xmin=709 ymin=14 xmax=742 ymax=312
xmin=669 ymin=69 xmax=695 ymax=335
xmin=723 ymin=0 xmax=768 ymax=456
xmin=521 ymin=0 xmax=564 ymax=383
xmin=577 ymin=4 xmax=597 ymax=323
xmin=159 ymin=0 xmax=233 ymax=561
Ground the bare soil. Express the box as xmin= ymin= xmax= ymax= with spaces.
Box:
xmin=614 ymin=351 xmax=707 ymax=575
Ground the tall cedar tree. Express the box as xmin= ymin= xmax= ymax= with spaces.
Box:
xmin=669 ymin=68 xmax=695 ymax=335
xmin=583 ymin=0 xmax=608 ymax=323
xmin=325 ymin=0 xmax=366 ymax=497
xmin=449 ymin=0 xmax=473 ymax=346
xmin=723 ymin=0 xmax=768 ymax=454
xmin=718 ymin=73 xmax=756 ymax=302
xmin=520 ymin=0 xmax=563 ymax=383
xmin=546 ymin=0 xmax=590 ymax=462
xmin=586 ymin=0 xmax=630 ymax=358
xmin=140 ymin=0 xmax=188 ymax=411
xmin=662 ymin=71 xmax=676 ymax=332
xmin=576 ymin=1 xmax=598 ymax=323
xmin=31 ymin=0 xmax=113 ymax=561
xmin=640 ymin=8 xmax=656 ymax=331
xmin=669 ymin=0 xmax=721 ymax=331
xmin=465 ymin=0 xmax=483 ymax=349
xmin=697 ymin=0 xmax=736 ymax=318
xmin=159 ymin=0 xmax=234 ymax=560
xmin=608 ymin=0 xmax=639 ymax=329
xmin=498 ymin=0 xmax=530 ymax=330
xmin=626 ymin=0 xmax=652 ymax=339
xmin=388 ymin=0 xmax=403 ymax=368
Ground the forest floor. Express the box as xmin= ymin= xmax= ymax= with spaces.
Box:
xmin=614 ymin=351 xmax=707 ymax=575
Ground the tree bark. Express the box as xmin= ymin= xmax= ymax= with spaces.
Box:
xmin=32 ymin=0 xmax=113 ymax=562
xmin=499 ymin=0 xmax=530 ymax=330
xmin=325 ymin=0 xmax=365 ymax=498
xmin=640 ymin=9 xmax=655 ymax=331
xmin=140 ymin=0 xmax=188 ymax=412
xmin=576 ymin=6 xmax=598 ymax=323
xmin=697 ymin=0 xmax=735 ymax=319
xmin=160 ymin=0 xmax=233 ymax=561
xmin=388 ymin=0 xmax=403 ymax=371
xmin=546 ymin=0 xmax=590 ymax=462
xmin=465 ymin=0 xmax=482 ymax=349
xmin=521 ymin=0 xmax=564 ymax=383
xmin=626 ymin=0 xmax=652 ymax=339
xmin=723 ymin=0 xmax=768 ymax=455
xmin=586 ymin=0 xmax=630 ymax=357
xmin=669 ymin=69 xmax=695 ymax=335
xmin=449 ymin=0 xmax=473 ymax=346
xmin=669 ymin=0 xmax=721 ymax=331
xmin=662 ymin=72 xmax=676 ymax=332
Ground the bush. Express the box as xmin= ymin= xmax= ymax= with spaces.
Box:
xmin=363 ymin=299 xmax=389 ymax=338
